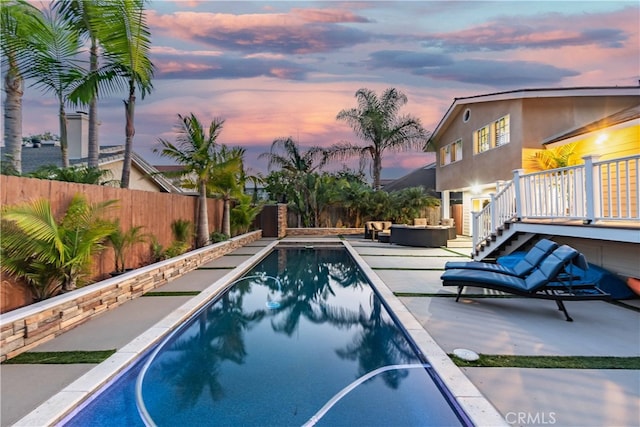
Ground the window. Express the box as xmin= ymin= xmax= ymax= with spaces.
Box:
xmin=475 ymin=126 xmax=490 ymax=153
xmin=440 ymin=147 xmax=447 ymax=165
xmin=474 ymin=115 xmax=510 ymax=155
xmin=452 ymin=139 xmax=462 ymax=162
xmin=440 ymin=139 xmax=462 ymax=166
xmin=495 ymin=115 xmax=510 ymax=146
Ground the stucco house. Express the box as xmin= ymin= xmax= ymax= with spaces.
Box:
xmin=428 ymin=86 xmax=639 ymax=279
xmin=429 ymin=86 xmax=639 ymax=236
xmin=1 ymin=112 xmax=180 ymax=193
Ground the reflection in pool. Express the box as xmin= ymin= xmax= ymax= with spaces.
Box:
xmin=64 ymin=248 xmax=469 ymax=426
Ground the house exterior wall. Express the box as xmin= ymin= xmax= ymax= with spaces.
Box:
xmin=551 ymin=237 xmax=640 ymax=279
xmin=436 ymin=99 xmax=524 ymax=192
xmin=101 ymin=160 xmax=166 ymax=192
xmin=433 ymin=92 xmax=639 ymax=236
xmin=435 ymin=95 xmax=639 ymax=193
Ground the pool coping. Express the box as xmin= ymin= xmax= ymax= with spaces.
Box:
xmin=343 ymin=240 xmax=507 ymax=427
xmin=15 ymin=238 xmax=507 ymax=426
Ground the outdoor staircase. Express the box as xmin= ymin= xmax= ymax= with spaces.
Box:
xmin=473 ymin=222 xmax=537 ymax=261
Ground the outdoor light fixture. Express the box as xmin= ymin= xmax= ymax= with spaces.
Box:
xmin=471 ymin=184 xmax=481 ymax=194
xmin=595 ymin=133 xmax=608 ymax=145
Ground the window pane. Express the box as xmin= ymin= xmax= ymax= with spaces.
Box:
xmin=454 ymin=140 xmax=462 ymax=161
xmin=495 ymin=116 xmax=510 ymax=146
xmin=477 ymin=127 xmax=489 ymax=152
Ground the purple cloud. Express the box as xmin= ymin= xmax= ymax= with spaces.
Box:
xmin=419 ymin=59 xmax=579 ymax=86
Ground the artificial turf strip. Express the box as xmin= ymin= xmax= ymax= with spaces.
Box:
xmin=143 ymin=291 xmax=201 ymax=297
xmin=440 ymin=247 xmax=473 ymax=257
xmin=449 ymin=354 xmax=640 ymax=369
xmin=394 ymin=292 xmax=515 ymax=298
xmin=2 ymin=350 xmax=116 ymax=365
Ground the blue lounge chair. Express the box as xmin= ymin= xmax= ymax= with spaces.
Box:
xmin=444 ymin=239 xmax=558 ymax=277
xmin=441 ymin=245 xmax=611 ymax=321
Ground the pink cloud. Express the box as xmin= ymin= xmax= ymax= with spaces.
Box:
xmin=156 ymin=61 xmax=219 ymax=74
xmin=290 ymin=8 xmax=370 ymax=23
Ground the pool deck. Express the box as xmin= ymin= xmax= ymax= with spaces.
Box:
xmin=2 ymin=235 xmax=639 ymax=427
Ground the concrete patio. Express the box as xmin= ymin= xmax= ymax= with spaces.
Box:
xmin=1 ymin=235 xmax=638 ymax=427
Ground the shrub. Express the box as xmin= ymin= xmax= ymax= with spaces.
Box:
xmin=0 ymin=194 xmax=116 ymax=299
xmin=209 ymin=231 xmax=229 ymax=243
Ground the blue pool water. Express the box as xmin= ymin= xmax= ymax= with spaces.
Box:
xmin=63 ymin=248 xmax=469 ymax=426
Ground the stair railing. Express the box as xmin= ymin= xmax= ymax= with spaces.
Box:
xmin=472 ymin=153 xmax=640 ymax=252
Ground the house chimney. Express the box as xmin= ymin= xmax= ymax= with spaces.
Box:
xmin=67 ymin=112 xmax=89 ymax=160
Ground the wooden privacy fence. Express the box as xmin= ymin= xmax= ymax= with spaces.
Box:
xmin=0 ymin=175 xmax=224 ymax=283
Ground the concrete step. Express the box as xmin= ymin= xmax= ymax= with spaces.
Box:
xmin=447 ymin=236 xmax=473 ymax=248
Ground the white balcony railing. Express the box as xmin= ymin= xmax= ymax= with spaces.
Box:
xmin=472 ymin=154 xmax=640 ymax=249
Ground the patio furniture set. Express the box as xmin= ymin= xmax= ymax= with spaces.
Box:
xmin=364 ymin=218 xmax=456 ymax=247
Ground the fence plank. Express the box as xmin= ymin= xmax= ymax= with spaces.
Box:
xmin=0 ymin=175 xmax=224 ymax=288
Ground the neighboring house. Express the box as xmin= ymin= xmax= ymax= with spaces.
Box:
xmin=1 ymin=112 xmax=180 ymax=193
xmin=154 ymin=165 xmax=268 ymax=200
xmin=429 ymin=86 xmax=640 ymax=237
xmin=381 ymin=162 xmax=439 ymax=197
xmin=427 ymin=86 xmax=639 ymax=279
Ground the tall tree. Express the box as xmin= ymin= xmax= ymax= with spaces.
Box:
xmin=259 ymin=136 xmax=327 ymax=175
xmin=95 ymin=0 xmax=154 ymax=188
xmin=21 ymin=7 xmax=83 ymax=168
xmin=259 ymin=137 xmax=327 ymax=227
xmin=55 ymin=0 xmax=103 ymax=168
xmin=206 ymin=145 xmax=245 ymax=237
xmin=0 ymin=0 xmax=45 ymax=173
xmin=155 ymin=114 xmax=226 ymax=248
xmin=329 ymin=87 xmax=430 ymax=189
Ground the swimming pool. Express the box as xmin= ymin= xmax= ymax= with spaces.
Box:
xmin=61 ymin=246 xmax=471 ymax=426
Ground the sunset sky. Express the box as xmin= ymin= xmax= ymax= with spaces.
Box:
xmin=15 ymin=1 xmax=640 ymax=180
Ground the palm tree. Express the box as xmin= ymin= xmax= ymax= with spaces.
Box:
xmin=259 ymin=137 xmax=327 ymax=227
xmin=329 ymin=87 xmax=430 ymax=189
xmin=0 ymin=0 xmax=45 ymax=173
xmin=20 ymin=8 xmax=84 ymax=167
xmin=206 ymin=145 xmax=245 ymax=237
xmin=1 ymin=194 xmax=117 ymax=296
xmin=94 ymin=0 xmax=154 ymax=188
xmin=106 ymin=219 xmax=147 ymax=273
xmin=155 ymin=113 xmax=226 ymax=248
xmin=532 ymin=141 xmax=582 ymax=170
xmin=54 ymin=0 xmax=104 ymax=168
xmin=258 ymin=136 xmax=327 ymax=174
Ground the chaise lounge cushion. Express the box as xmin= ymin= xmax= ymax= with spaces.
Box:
xmin=444 ymin=239 xmax=558 ymax=277
xmin=442 ymin=245 xmax=581 ymax=293
xmin=441 ymin=245 xmax=611 ymax=321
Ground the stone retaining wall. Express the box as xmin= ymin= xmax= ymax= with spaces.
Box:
xmin=286 ymin=228 xmax=363 ymax=236
xmin=0 ymin=231 xmax=262 ymax=362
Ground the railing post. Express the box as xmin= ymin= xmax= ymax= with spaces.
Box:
xmin=472 ymin=211 xmax=480 ymax=250
xmin=583 ymin=155 xmax=601 ymax=224
xmin=513 ymin=169 xmax=524 ymax=220
xmin=490 ymin=192 xmax=497 ymax=234
xmin=441 ymin=190 xmax=451 ymax=221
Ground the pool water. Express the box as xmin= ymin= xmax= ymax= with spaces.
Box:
xmin=63 ymin=248 xmax=467 ymax=426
